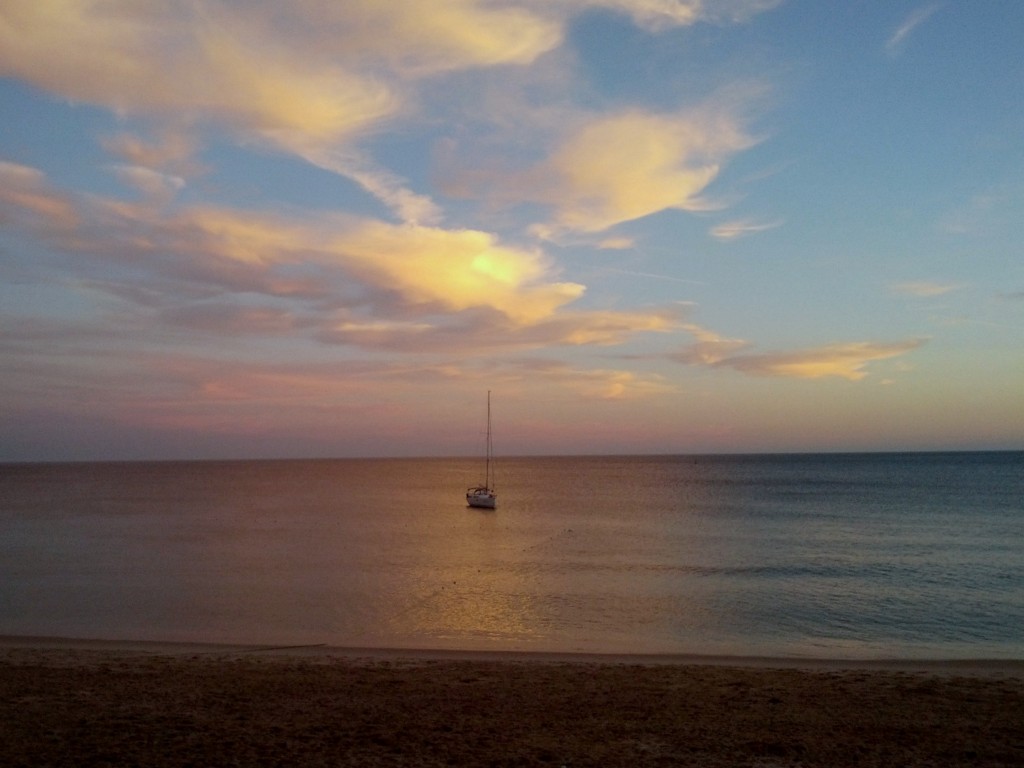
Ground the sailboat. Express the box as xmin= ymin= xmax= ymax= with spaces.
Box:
xmin=466 ymin=391 xmax=497 ymax=509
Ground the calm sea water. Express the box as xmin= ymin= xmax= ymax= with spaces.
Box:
xmin=1 ymin=453 xmax=1021 ymax=659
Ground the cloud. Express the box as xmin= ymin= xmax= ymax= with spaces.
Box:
xmin=520 ymin=360 xmax=675 ymax=399
xmin=327 ymin=219 xmax=586 ymax=324
xmin=1 ymin=339 xmax=677 ymax=460
xmin=669 ymin=324 xmax=926 ymax=380
xmin=597 ymin=237 xmax=635 ymax=250
xmin=479 ymin=357 xmax=676 ymax=400
xmin=0 ymin=1 xmax=563 ymax=222
xmin=0 ymin=1 xmax=399 ymax=141
xmin=101 ymin=131 xmax=204 ymax=179
xmin=0 ymin=0 xmax=788 ymax=443
xmin=1 ymin=160 xmax=565 ymax=315
xmin=0 ymin=1 xmax=563 ymax=133
xmin=886 ymin=3 xmax=944 ymax=56
xmin=108 ymin=165 xmax=186 ymax=205
xmin=598 ymin=268 xmax=705 ymax=286
xmin=568 ymin=0 xmax=783 ymax=30
xmin=157 ymin=303 xmax=305 ymax=336
xmin=515 ymin=307 xmax=681 ymax=346
xmin=1 ymin=339 xmax=450 ymax=434
xmin=709 ymin=218 xmax=783 ymax=240
xmin=714 ymin=340 xmax=927 ymax=380
xmin=0 ymin=161 xmax=79 ymax=229
xmin=335 ymin=1 xmax=563 ymax=73
xmin=672 ymin=324 xmax=752 ymax=364
xmin=317 ymin=304 xmax=682 ymax=354
xmin=889 ymin=281 xmax=960 ymax=297
xmin=297 ymin=146 xmax=443 ymax=227
xmin=1 ymin=304 xmax=676 ymax=450
xmin=1 ymin=1 xmax=777 ymax=229
xmin=516 ymin=104 xmax=756 ymax=233
xmin=1 ymin=160 xmax=684 ymax=354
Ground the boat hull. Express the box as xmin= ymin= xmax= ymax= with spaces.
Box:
xmin=466 ymin=488 xmax=497 ymax=509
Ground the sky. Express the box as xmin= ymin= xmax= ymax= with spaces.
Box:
xmin=1 ymin=1 xmax=1022 ymax=461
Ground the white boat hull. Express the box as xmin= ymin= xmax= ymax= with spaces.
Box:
xmin=466 ymin=488 xmax=497 ymax=509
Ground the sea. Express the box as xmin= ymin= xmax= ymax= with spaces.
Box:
xmin=1 ymin=452 xmax=1021 ymax=660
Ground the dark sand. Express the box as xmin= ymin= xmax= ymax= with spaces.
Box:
xmin=2 ymin=638 xmax=1023 ymax=767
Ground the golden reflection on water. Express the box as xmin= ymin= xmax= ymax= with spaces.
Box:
xmin=394 ymin=510 xmax=548 ymax=649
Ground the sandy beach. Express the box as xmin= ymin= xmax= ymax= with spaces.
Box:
xmin=2 ymin=638 xmax=1023 ymax=767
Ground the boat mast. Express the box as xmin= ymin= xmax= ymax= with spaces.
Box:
xmin=485 ymin=390 xmax=492 ymax=489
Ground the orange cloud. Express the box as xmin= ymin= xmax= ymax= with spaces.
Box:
xmin=512 ymin=106 xmax=756 ymax=233
xmin=101 ymin=131 xmax=204 ymax=178
xmin=471 ymin=358 xmax=676 ymax=400
xmin=0 ymin=1 xmax=568 ymax=150
xmin=0 ymin=161 xmax=79 ymax=229
xmin=524 ymin=308 xmax=680 ymax=346
xmin=316 ymin=0 xmax=563 ymax=74
xmin=328 ymin=220 xmax=585 ymax=323
xmin=717 ymin=340 xmax=926 ymax=380
xmin=670 ymin=324 xmax=926 ymax=380
xmin=1 ymin=1 xmax=776 ymax=228
xmin=596 ymin=237 xmax=635 ymax=250
xmin=555 ymin=367 xmax=675 ymax=400
xmin=1 ymin=161 xmax=683 ymax=352
xmin=145 ymin=206 xmax=589 ymax=326
xmin=0 ymin=1 xmax=396 ymax=140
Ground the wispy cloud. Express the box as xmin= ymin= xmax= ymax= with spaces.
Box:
xmin=886 ymin=3 xmax=944 ymax=56
xmin=107 ymin=164 xmax=186 ymax=205
xmin=0 ymin=0 xmax=776 ymax=228
xmin=0 ymin=161 xmax=79 ymax=229
xmin=0 ymin=0 xmax=775 ymax=378
xmin=0 ymin=1 xmax=562 ymax=223
xmin=709 ymin=218 xmax=783 ymax=240
xmin=501 ymin=102 xmax=758 ymax=234
xmin=889 ymin=281 xmax=960 ymax=297
xmin=0 ymin=2 xmax=400 ymax=141
xmin=596 ymin=237 xmax=635 ymax=250
xmin=670 ymin=325 xmax=926 ymax=381
xmin=101 ymin=131 xmax=205 ymax=179
xmin=504 ymin=358 xmax=676 ymax=399
xmin=597 ymin=267 xmax=705 ymax=285
xmin=714 ymin=340 xmax=926 ymax=380
xmin=0 ymin=159 xmax=687 ymax=355
xmin=292 ymin=146 xmax=444 ymax=227
xmin=573 ymin=0 xmax=783 ymax=30
xmin=672 ymin=324 xmax=752 ymax=364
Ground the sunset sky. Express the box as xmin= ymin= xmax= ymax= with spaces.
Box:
xmin=2 ymin=1 xmax=1022 ymax=461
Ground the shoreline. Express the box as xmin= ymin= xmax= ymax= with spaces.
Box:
xmin=3 ymin=634 xmax=1023 ymax=676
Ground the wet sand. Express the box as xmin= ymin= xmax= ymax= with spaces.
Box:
xmin=2 ymin=637 xmax=1023 ymax=767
